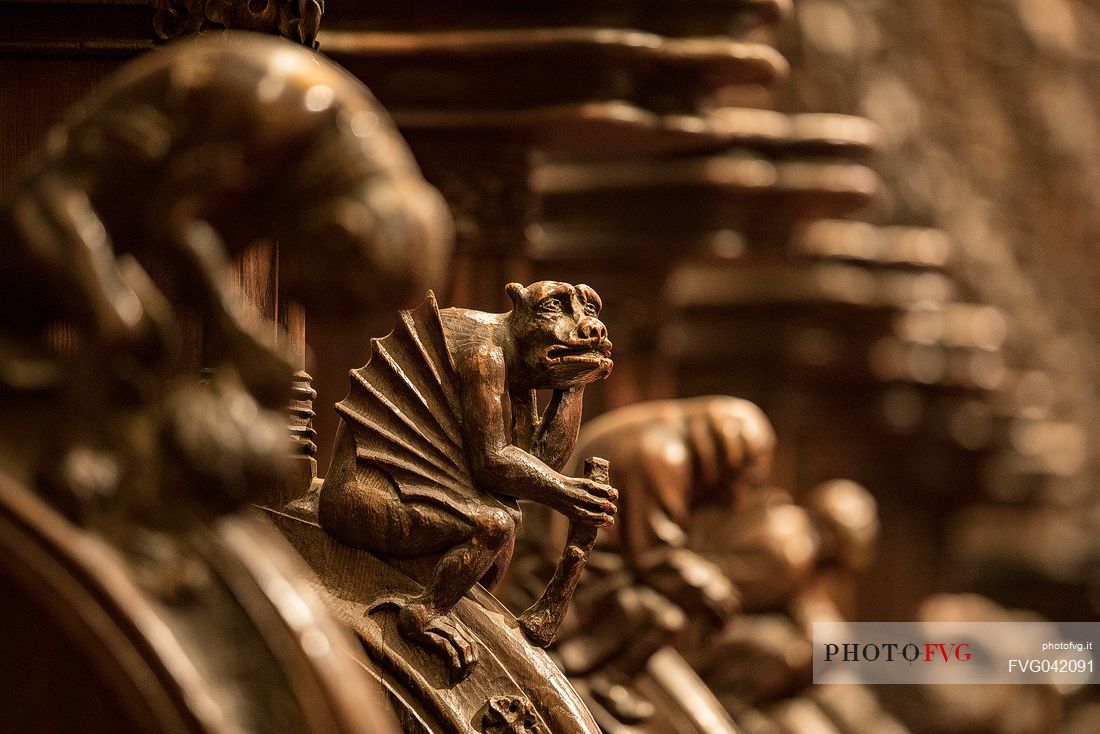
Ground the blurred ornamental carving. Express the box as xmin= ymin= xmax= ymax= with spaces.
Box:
xmin=0 ymin=33 xmax=452 ymax=733
xmin=479 ymin=695 xmax=541 ymax=734
xmin=153 ymin=0 xmax=324 ymax=48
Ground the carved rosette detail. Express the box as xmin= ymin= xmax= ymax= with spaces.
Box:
xmin=479 ymin=695 xmax=541 ymax=734
xmin=152 ymin=0 xmax=324 ymax=48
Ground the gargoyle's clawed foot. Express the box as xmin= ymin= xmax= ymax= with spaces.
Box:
xmin=371 ymin=597 xmax=478 ymax=682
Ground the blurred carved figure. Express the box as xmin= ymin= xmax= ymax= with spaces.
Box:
xmin=502 ymin=396 xmax=901 ymax=733
xmin=0 ymin=33 xmax=451 ymax=733
xmin=546 ymin=397 xmax=776 ymax=675
xmin=0 ymin=31 xmax=448 ymax=406
xmin=571 ymin=396 xmax=775 ymax=606
xmin=0 ymin=30 xmax=451 ymax=516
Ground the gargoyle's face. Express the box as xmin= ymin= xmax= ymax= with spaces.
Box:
xmin=505 ymin=281 xmax=613 ymax=390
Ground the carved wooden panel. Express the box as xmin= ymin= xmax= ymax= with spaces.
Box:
xmin=0 ymin=31 xmax=452 ymax=733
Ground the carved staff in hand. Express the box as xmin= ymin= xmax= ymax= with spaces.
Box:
xmin=519 ymin=456 xmax=609 ymax=647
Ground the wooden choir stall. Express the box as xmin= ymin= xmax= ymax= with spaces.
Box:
xmin=2 ymin=2 xmax=1099 ymax=734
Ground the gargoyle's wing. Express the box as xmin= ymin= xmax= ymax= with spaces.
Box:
xmin=335 ymin=291 xmax=473 ymax=501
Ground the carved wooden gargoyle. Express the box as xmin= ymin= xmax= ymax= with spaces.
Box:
xmin=321 ymin=281 xmax=617 ymax=667
xmin=272 ymin=282 xmax=616 ymax=733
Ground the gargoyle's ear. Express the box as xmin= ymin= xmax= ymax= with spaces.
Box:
xmin=505 ymin=282 xmax=527 ymax=309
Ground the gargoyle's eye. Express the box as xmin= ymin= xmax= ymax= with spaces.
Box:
xmin=583 ymin=302 xmax=598 ymax=317
xmin=537 ymin=298 xmax=563 ymax=315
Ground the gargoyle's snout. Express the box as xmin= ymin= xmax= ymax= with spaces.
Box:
xmin=577 ymin=316 xmax=608 ymax=342
xmin=573 ymin=320 xmax=612 ymax=358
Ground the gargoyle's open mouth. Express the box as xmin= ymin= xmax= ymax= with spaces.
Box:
xmin=543 ymin=339 xmax=613 ymax=365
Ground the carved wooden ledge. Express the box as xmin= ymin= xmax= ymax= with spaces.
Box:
xmin=319 ymin=0 xmax=791 ymax=36
xmin=270 ymin=510 xmax=600 ymax=734
xmin=540 ymin=159 xmax=877 ymax=233
xmin=322 ymin=28 xmax=787 ymax=110
xmin=528 ymin=111 xmax=883 ymax=274
xmin=320 ymin=28 xmax=788 ymax=170
xmin=307 ymin=6 xmax=790 ymax=313
xmin=573 ymin=645 xmax=741 ymax=734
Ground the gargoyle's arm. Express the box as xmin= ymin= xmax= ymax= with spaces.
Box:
xmin=531 ymin=387 xmax=584 ymax=472
xmin=459 ymin=346 xmax=614 ymax=525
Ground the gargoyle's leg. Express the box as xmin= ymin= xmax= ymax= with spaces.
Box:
xmin=478 ymin=532 xmax=516 ymax=591
xmin=394 ymin=505 xmax=516 ymax=677
xmin=407 ymin=508 xmax=512 ymax=615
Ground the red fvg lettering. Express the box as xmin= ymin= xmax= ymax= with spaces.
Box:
xmin=925 ymin=643 xmax=947 ymax=662
xmin=924 ymin=643 xmax=972 ymax=662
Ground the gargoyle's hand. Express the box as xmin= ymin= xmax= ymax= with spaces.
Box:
xmin=556 ymin=476 xmax=618 ymax=526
